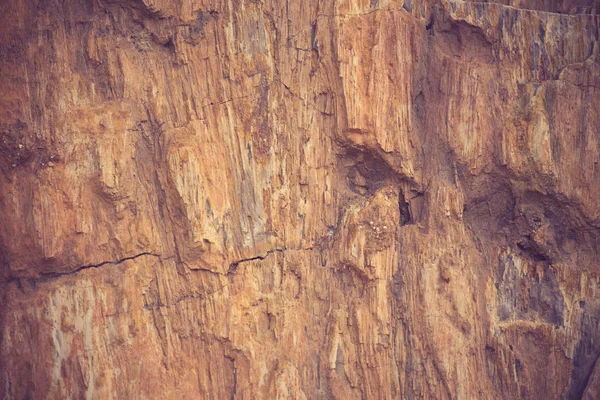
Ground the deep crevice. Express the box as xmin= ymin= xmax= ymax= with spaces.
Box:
xmin=399 ymin=191 xmax=412 ymax=226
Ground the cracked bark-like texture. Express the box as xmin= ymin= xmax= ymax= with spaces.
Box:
xmin=0 ymin=0 xmax=599 ymax=398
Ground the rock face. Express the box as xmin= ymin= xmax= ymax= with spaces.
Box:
xmin=0 ymin=0 xmax=599 ymax=398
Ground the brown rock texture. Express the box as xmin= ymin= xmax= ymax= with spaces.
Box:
xmin=1 ymin=0 xmax=599 ymax=398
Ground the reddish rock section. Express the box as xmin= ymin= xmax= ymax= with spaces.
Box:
xmin=0 ymin=0 xmax=599 ymax=398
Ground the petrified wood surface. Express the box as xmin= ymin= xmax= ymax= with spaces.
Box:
xmin=1 ymin=0 xmax=599 ymax=398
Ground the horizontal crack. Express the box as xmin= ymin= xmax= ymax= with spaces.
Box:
xmin=448 ymin=0 xmax=600 ymax=17
xmin=184 ymin=246 xmax=319 ymax=276
xmin=5 ymin=252 xmax=161 ymax=287
xmin=145 ymin=247 xmax=318 ymax=312
xmin=46 ymin=252 xmax=160 ymax=277
xmin=227 ymin=248 xmax=286 ymax=274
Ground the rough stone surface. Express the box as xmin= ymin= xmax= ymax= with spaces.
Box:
xmin=0 ymin=0 xmax=599 ymax=398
